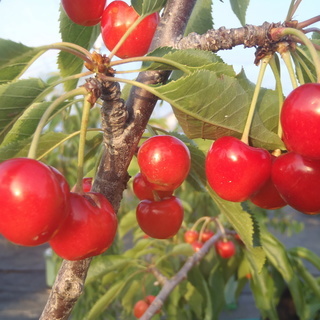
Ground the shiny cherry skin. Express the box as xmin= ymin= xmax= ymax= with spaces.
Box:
xmin=215 ymin=239 xmax=236 ymax=259
xmin=133 ymin=300 xmax=149 ymax=318
xmin=191 ymin=241 xmax=203 ymax=252
xmin=205 ymin=136 xmax=272 ymax=202
xmin=137 ymin=135 xmax=191 ymax=192
xmin=200 ymin=230 xmax=215 ymax=243
xmin=183 ymin=230 xmax=199 ymax=244
xmin=50 ymin=192 xmax=117 ymax=260
xmin=101 ymin=1 xmax=159 ymax=58
xmin=132 ymin=172 xmax=173 ymax=200
xmin=281 ymin=83 xmax=320 ymax=159
xmin=250 ymin=155 xmax=287 ymax=209
xmin=136 ymin=196 xmax=184 ymax=239
xmin=82 ymin=177 xmax=93 ymax=192
xmin=61 ymin=0 xmax=106 ymax=26
xmin=272 ymin=152 xmax=320 ymax=214
xmin=0 ymin=158 xmax=70 ymax=246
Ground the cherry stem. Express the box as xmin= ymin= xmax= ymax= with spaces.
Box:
xmin=34 ymin=71 xmax=93 ymax=104
xmin=36 ymin=128 xmax=102 ymax=161
xmin=281 ymin=50 xmax=299 ymax=89
xmin=110 ymin=56 xmax=192 ymax=75
xmin=268 ymin=55 xmax=284 ymax=138
xmin=212 ymin=217 xmax=227 ymax=238
xmin=291 ymin=51 xmax=306 ymax=85
xmin=198 ymin=217 xmax=213 ymax=242
xmin=275 ymin=27 xmax=320 ymax=82
xmin=40 ymin=42 xmax=92 ymax=64
xmin=108 ymin=15 xmax=145 ymax=60
xmin=74 ymin=95 xmax=94 ymax=194
xmin=191 ymin=216 xmax=211 ymax=232
xmin=241 ymin=55 xmax=272 ymax=145
xmin=28 ymin=87 xmax=87 ymax=159
xmin=285 ymin=0 xmax=302 ymax=22
xmin=292 ymin=49 xmax=316 ymax=82
xmin=297 ymin=15 xmax=320 ymax=29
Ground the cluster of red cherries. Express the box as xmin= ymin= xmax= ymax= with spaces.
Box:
xmin=0 ymin=158 xmax=117 ymax=260
xmin=184 ymin=229 xmax=237 ymax=259
xmin=61 ymin=0 xmax=159 ymax=59
xmin=132 ymin=135 xmax=191 ymax=239
xmin=206 ymin=83 xmax=320 ymax=215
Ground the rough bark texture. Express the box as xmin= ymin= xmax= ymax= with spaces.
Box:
xmin=40 ymin=0 xmax=197 ymax=319
xmin=175 ymin=22 xmax=282 ymax=52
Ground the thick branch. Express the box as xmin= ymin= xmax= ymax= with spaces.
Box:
xmin=39 ymin=259 xmax=91 ymax=320
xmin=40 ymin=1 xmax=197 ymax=319
xmin=175 ymin=22 xmax=282 ymax=52
xmin=140 ymin=230 xmax=223 ymax=320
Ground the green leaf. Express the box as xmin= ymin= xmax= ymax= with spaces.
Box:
xmin=153 ymin=70 xmax=283 ymax=150
xmin=132 ymin=0 xmax=166 ymax=16
xmin=86 ymin=255 xmax=131 ymax=285
xmin=0 ymin=131 xmax=70 ymax=161
xmin=229 ymin=0 xmax=250 ymax=26
xmin=145 ymin=48 xmax=235 ymax=77
xmin=1 ymin=101 xmax=68 ymax=147
xmin=188 ymin=267 xmax=214 ymax=320
xmin=261 ymin=231 xmax=307 ymax=318
xmin=0 ymin=39 xmax=45 ymax=85
xmin=85 ymin=280 xmax=126 ymax=320
xmin=184 ymin=0 xmax=213 ymax=36
xmin=247 ymin=260 xmax=280 ymax=320
xmin=58 ymin=5 xmax=100 ymax=91
xmin=0 ymin=78 xmax=49 ymax=144
xmin=208 ymin=264 xmax=226 ymax=319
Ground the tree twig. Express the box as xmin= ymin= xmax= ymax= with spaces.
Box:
xmin=140 ymin=230 xmax=223 ymax=320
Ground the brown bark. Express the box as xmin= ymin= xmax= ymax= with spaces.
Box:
xmin=39 ymin=0 xmax=197 ymax=319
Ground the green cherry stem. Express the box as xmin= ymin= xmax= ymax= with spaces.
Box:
xmin=271 ymin=27 xmax=320 ymax=82
xmin=191 ymin=216 xmax=211 ymax=232
xmin=108 ymin=15 xmax=145 ymax=60
xmin=74 ymin=95 xmax=94 ymax=194
xmin=40 ymin=42 xmax=93 ymax=63
xmin=241 ymin=55 xmax=272 ymax=145
xmin=111 ymin=56 xmax=192 ymax=75
xmin=27 ymin=87 xmax=87 ymax=159
xmin=290 ymin=51 xmax=307 ymax=85
xmin=268 ymin=55 xmax=284 ymax=138
xmin=36 ymin=128 xmax=101 ymax=161
xmin=280 ymin=49 xmax=298 ymax=89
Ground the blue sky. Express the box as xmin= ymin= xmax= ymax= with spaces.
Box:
xmin=0 ymin=0 xmax=318 ymax=93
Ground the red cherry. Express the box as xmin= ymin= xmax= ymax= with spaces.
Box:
xmin=0 ymin=158 xmax=70 ymax=246
xmin=137 ymin=135 xmax=191 ymax=191
xmin=101 ymin=1 xmax=159 ymax=59
xmin=183 ymin=230 xmax=199 ymax=244
xmin=50 ymin=192 xmax=117 ymax=260
xmin=272 ymin=152 xmax=320 ymax=214
xmin=132 ymin=172 xmax=173 ymax=200
xmin=205 ymin=136 xmax=272 ymax=202
xmin=61 ymin=0 xmax=106 ymax=26
xmin=191 ymin=241 xmax=203 ymax=252
xmin=82 ymin=177 xmax=93 ymax=192
xmin=133 ymin=300 xmax=149 ymax=318
xmin=250 ymin=155 xmax=287 ymax=209
xmin=136 ymin=196 xmax=184 ymax=239
xmin=281 ymin=83 xmax=320 ymax=159
xmin=200 ymin=230 xmax=215 ymax=243
xmin=215 ymin=239 xmax=236 ymax=259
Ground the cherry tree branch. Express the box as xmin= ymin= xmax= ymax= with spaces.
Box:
xmin=140 ymin=230 xmax=223 ymax=320
xmin=39 ymin=0 xmax=197 ymax=319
